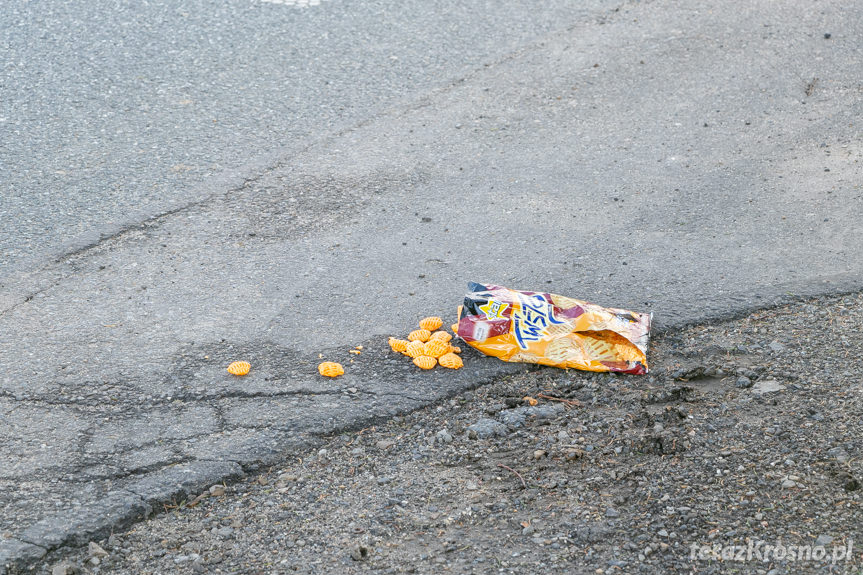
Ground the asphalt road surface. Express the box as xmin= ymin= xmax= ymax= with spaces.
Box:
xmin=1 ymin=0 xmax=617 ymax=303
xmin=1 ymin=0 xmax=862 ymax=571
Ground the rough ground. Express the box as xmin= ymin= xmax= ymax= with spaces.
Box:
xmin=30 ymin=292 xmax=863 ymax=575
xmin=3 ymin=0 xmax=863 ymax=568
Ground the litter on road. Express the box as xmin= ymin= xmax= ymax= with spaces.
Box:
xmin=317 ymin=361 xmax=345 ymax=377
xmin=226 ymin=361 xmax=251 ymax=376
xmin=455 ymin=282 xmax=651 ymax=374
xmin=387 ymin=316 xmax=464 ymax=372
xmin=321 ymin=287 xmax=649 ymax=378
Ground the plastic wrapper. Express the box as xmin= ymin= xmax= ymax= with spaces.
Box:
xmin=455 ymin=282 xmax=651 ymax=374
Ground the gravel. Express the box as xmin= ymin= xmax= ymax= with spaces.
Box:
xmin=26 ymin=293 xmax=863 ymax=574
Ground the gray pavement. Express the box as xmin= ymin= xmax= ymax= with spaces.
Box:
xmin=0 ymin=0 xmax=617 ymax=307
xmin=2 ymin=0 xmax=863 ymax=571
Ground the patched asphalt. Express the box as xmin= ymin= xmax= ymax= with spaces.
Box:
xmin=2 ymin=0 xmax=862 ymax=571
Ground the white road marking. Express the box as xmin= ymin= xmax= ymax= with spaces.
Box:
xmin=260 ymin=0 xmax=327 ymax=7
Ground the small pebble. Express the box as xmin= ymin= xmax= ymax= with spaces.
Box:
xmin=736 ymin=376 xmax=753 ymax=388
xmin=815 ymin=534 xmax=833 ymax=546
xmin=88 ymin=542 xmax=109 ymax=558
xmin=436 ymin=429 xmax=453 ymax=444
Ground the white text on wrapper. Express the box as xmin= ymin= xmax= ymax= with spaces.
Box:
xmin=512 ymin=293 xmax=564 ymax=349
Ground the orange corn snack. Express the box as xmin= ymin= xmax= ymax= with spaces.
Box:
xmin=449 ymin=345 xmax=461 ymax=354
xmin=407 ymin=329 xmax=432 ymax=343
xmin=389 ymin=337 xmax=409 ymax=353
xmin=404 ymin=340 xmax=426 ymax=358
xmin=413 ymin=356 xmax=437 ymax=370
xmin=227 ymin=361 xmax=251 ymax=376
xmin=318 ymin=362 xmax=345 ymax=377
xmin=429 ymin=331 xmax=452 ymax=343
xmin=419 ymin=316 xmax=443 ymax=331
xmin=456 ymin=282 xmax=651 ymax=374
xmin=423 ymin=339 xmax=450 ymax=359
xmin=438 ymin=353 xmax=463 ymax=369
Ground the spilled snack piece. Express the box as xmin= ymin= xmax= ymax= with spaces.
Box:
xmin=404 ymin=340 xmax=426 ymax=358
xmin=413 ymin=355 xmax=437 ymax=370
xmin=429 ymin=331 xmax=452 ymax=343
xmin=389 ymin=337 xmax=409 ymax=353
xmin=227 ymin=361 xmax=251 ymax=376
xmin=387 ymin=318 xmax=465 ymax=371
xmin=407 ymin=329 xmax=432 ymax=343
xmin=419 ymin=316 xmax=444 ymax=331
xmin=318 ymin=361 xmax=345 ymax=377
xmin=438 ymin=353 xmax=463 ymax=369
xmin=456 ymin=282 xmax=651 ymax=374
xmin=523 ymin=396 xmax=538 ymax=406
xmin=423 ymin=339 xmax=450 ymax=359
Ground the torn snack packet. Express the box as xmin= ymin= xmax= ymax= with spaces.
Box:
xmin=455 ymin=282 xmax=651 ymax=374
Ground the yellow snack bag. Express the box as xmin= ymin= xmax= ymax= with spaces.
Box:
xmin=455 ymin=282 xmax=651 ymax=374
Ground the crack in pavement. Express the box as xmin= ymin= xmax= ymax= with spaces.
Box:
xmin=171 ymin=387 xmax=351 ymax=402
xmin=3 ymin=0 xmax=863 ymax=572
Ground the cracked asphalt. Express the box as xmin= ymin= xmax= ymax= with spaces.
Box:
xmin=2 ymin=0 xmax=862 ymax=571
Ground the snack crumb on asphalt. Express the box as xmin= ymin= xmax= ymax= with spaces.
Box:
xmin=317 ymin=361 xmax=345 ymax=378
xmin=226 ymin=361 xmax=251 ymax=376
